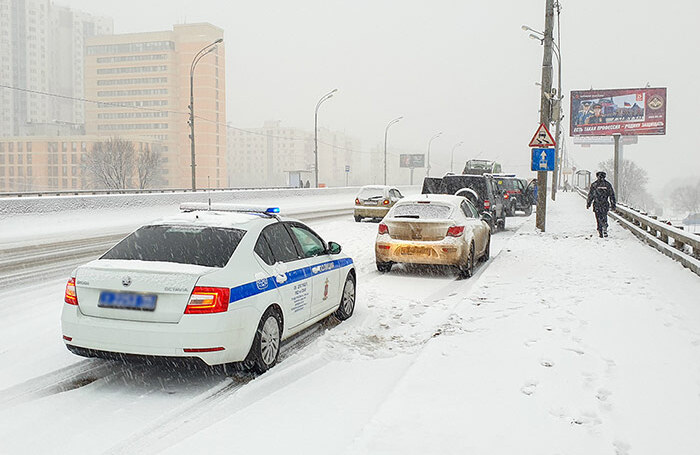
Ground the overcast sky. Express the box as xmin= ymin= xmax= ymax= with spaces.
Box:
xmin=58 ymin=0 xmax=700 ymax=193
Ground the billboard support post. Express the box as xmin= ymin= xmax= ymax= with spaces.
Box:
xmin=410 ymin=168 xmax=415 ymax=185
xmin=536 ymin=0 xmax=555 ymax=232
xmin=613 ymin=133 xmax=621 ymax=199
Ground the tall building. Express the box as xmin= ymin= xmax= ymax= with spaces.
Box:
xmin=84 ymin=23 xmax=226 ymax=189
xmin=0 ymin=0 xmax=112 ymax=136
xmin=227 ymin=121 xmax=364 ymax=188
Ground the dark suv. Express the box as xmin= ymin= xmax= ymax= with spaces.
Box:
xmin=422 ymin=174 xmax=506 ymax=230
xmin=493 ymin=175 xmax=534 ymax=216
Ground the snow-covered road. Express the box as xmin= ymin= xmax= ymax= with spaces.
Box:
xmin=1 ymin=193 xmax=699 ymax=455
xmin=0 ymin=210 xmax=527 ymax=454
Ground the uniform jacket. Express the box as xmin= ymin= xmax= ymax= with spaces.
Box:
xmin=587 ymin=178 xmax=616 ymax=210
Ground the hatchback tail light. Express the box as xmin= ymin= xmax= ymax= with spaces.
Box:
xmin=504 ymin=193 xmax=509 ymax=199
xmin=383 ymin=199 xmax=390 ymax=205
xmin=185 ymin=287 xmax=230 ymax=314
xmin=378 ymin=223 xmax=389 ymax=235
xmin=484 ymin=199 xmax=491 ymax=210
xmin=65 ymin=278 xmax=78 ymax=306
xmin=446 ymin=226 xmax=465 ymax=237
xmin=355 ymin=198 xmax=360 ymax=205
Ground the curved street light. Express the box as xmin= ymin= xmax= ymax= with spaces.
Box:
xmin=189 ymin=37 xmax=223 ymax=191
xmin=314 ymin=88 xmax=338 ymax=188
xmin=426 ymin=132 xmax=442 ymax=177
xmin=384 ymin=116 xmax=403 ymax=185
xmin=450 ymin=141 xmax=464 ymax=173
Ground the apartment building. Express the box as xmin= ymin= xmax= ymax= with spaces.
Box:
xmin=0 ymin=0 xmax=112 ymax=136
xmin=84 ymin=23 xmax=226 ymax=189
xmin=0 ymin=135 xmax=159 ymax=192
xmin=227 ymin=121 xmax=364 ymax=188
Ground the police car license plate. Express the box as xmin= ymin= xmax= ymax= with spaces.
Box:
xmin=98 ymin=291 xmax=157 ymax=311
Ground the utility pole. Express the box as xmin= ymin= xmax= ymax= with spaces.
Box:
xmin=535 ymin=0 xmax=555 ymax=232
xmin=550 ymin=1 xmax=562 ymax=201
xmin=613 ymin=133 xmax=621 ymax=198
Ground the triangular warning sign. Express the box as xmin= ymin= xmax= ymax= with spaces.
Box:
xmin=528 ymin=123 xmax=556 ymax=147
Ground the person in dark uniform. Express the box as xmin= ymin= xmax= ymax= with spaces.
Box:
xmin=586 ymin=171 xmax=616 ymax=237
xmin=585 ymin=103 xmax=605 ymax=124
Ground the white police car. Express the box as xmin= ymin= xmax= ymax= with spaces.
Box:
xmin=61 ymin=203 xmax=356 ymax=373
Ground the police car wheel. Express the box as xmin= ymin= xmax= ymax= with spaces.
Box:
xmin=335 ymin=274 xmax=356 ymax=321
xmin=247 ymin=307 xmax=282 ymax=374
xmin=524 ymin=204 xmax=533 ymax=216
xmin=354 ymin=215 xmax=362 ymax=222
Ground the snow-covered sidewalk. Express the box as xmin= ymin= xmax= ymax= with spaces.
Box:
xmin=342 ymin=192 xmax=700 ymax=455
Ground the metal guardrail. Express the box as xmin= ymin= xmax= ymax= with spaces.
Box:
xmin=575 ymin=186 xmax=700 ymax=276
xmin=0 ymin=186 xmax=290 ymax=198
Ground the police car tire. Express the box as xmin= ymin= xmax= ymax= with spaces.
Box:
xmin=354 ymin=215 xmax=362 ymax=222
xmin=524 ymin=204 xmax=533 ymax=216
xmin=247 ymin=307 xmax=282 ymax=375
xmin=334 ymin=273 xmax=356 ymax=321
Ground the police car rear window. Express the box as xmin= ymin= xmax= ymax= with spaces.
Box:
xmin=102 ymin=225 xmax=246 ymax=268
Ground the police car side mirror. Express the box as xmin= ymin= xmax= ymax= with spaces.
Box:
xmin=328 ymin=241 xmax=342 ymax=255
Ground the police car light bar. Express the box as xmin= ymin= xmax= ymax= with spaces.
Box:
xmin=180 ymin=203 xmax=281 ymax=215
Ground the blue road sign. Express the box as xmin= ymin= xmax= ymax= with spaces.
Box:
xmin=531 ymin=148 xmax=555 ymax=171
xmin=345 ymin=165 xmax=350 ymax=173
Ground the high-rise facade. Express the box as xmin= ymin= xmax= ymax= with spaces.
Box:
xmin=0 ymin=0 xmax=112 ymax=137
xmin=84 ymin=23 xmax=226 ymax=189
xmin=227 ymin=121 xmax=364 ymax=188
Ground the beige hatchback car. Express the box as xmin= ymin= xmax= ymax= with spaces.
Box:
xmin=354 ymin=185 xmax=404 ymax=222
xmin=375 ymin=194 xmax=491 ymax=277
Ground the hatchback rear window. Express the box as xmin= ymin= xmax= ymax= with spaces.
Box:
xmin=102 ymin=225 xmax=246 ymax=268
xmin=358 ymin=187 xmax=385 ymax=199
xmin=391 ymin=203 xmax=452 ymax=219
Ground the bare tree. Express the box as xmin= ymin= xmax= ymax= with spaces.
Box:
xmin=598 ymin=158 xmax=659 ymax=213
xmin=83 ymin=137 xmax=135 ymax=190
xmin=670 ymin=181 xmax=700 ymax=215
xmin=136 ymin=144 xmax=165 ymax=189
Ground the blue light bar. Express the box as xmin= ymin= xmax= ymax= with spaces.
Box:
xmin=266 ymin=207 xmax=280 ymax=214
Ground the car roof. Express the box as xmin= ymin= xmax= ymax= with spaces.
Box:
xmin=151 ymin=210 xmax=277 ymax=230
xmin=359 ymin=185 xmax=390 ymax=189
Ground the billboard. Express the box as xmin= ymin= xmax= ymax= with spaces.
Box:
xmin=570 ymin=87 xmax=666 ymax=137
xmin=399 ymin=154 xmax=425 ymax=168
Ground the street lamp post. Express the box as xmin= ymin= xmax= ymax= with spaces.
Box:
xmin=426 ymin=132 xmax=442 ymax=177
xmin=189 ymin=37 xmax=223 ymax=191
xmin=384 ymin=116 xmax=403 ymax=185
xmin=450 ymin=141 xmax=464 ymax=173
xmin=314 ymin=89 xmax=338 ymax=188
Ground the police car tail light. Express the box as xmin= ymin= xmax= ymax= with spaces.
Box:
xmin=65 ymin=278 xmax=79 ymax=306
xmin=185 ymin=287 xmax=230 ymax=314
xmin=378 ymin=223 xmax=389 ymax=235
xmin=383 ymin=199 xmax=390 ymax=205
xmin=355 ymin=198 xmax=360 ymax=205
xmin=483 ymin=199 xmax=491 ymax=209
xmin=503 ymin=193 xmax=509 ymax=199
xmin=446 ymin=226 xmax=465 ymax=237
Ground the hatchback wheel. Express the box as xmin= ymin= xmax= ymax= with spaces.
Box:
xmin=354 ymin=215 xmax=362 ymax=222
xmin=335 ymin=273 xmax=356 ymax=321
xmin=458 ymin=243 xmax=475 ymax=278
xmin=246 ymin=307 xmax=282 ymax=374
xmin=376 ymin=261 xmax=393 ymax=273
